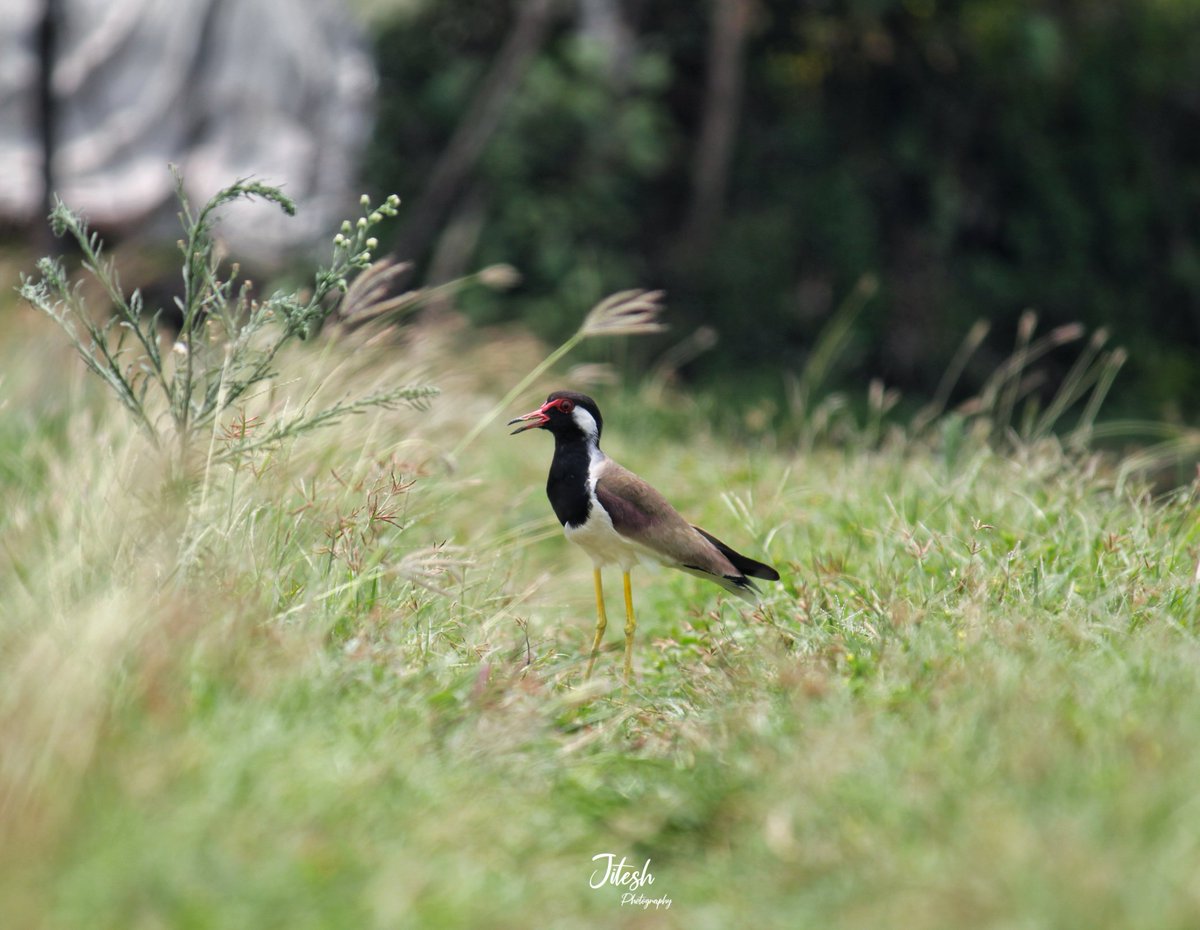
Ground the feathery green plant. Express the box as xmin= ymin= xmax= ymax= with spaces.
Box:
xmin=18 ymin=172 xmax=433 ymax=460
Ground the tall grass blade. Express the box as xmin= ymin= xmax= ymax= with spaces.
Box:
xmin=451 ymin=290 xmax=665 ymax=458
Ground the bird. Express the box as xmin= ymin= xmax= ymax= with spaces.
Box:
xmin=507 ymin=390 xmax=779 ymax=684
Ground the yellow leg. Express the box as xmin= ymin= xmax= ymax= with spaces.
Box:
xmin=585 ymin=568 xmax=608 ymax=679
xmin=622 ymin=571 xmax=636 ymax=685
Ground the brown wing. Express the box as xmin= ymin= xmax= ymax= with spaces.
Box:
xmin=594 ymin=459 xmax=740 ymax=579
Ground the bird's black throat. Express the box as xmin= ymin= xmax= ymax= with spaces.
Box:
xmin=546 ymin=435 xmax=594 ymax=528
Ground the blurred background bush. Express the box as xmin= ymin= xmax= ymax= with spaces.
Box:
xmin=4 ymin=0 xmax=1199 ymax=420
xmin=365 ymin=0 xmax=1200 ymax=419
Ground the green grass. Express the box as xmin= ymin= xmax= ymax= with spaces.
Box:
xmin=2 ymin=308 xmax=1200 ymax=930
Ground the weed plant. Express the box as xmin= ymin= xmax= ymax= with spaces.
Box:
xmin=18 ymin=174 xmax=434 ymax=461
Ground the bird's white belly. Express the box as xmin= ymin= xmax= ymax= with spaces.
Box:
xmin=563 ymin=502 xmax=657 ymax=571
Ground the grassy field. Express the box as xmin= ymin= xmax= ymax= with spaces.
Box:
xmin=2 ymin=300 xmax=1200 ymax=930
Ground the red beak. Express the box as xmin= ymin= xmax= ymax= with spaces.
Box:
xmin=507 ymin=403 xmax=551 ymax=434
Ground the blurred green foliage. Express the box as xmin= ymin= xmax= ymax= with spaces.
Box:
xmin=367 ymin=0 xmax=1200 ymax=416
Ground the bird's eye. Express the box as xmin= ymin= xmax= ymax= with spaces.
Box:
xmin=559 ymin=399 xmax=575 ymax=413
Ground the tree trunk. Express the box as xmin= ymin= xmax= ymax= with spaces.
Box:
xmin=675 ymin=0 xmax=751 ymax=268
xmin=393 ymin=0 xmax=560 ymax=265
xmin=36 ymin=0 xmax=60 ymax=253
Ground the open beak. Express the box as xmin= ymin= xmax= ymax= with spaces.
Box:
xmin=507 ymin=404 xmax=550 ymax=434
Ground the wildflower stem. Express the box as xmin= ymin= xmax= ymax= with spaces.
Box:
xmin=452 ymin=332 xmax=584 ymax=459
xmin=450 ymin=289 xmax=665 ymax=458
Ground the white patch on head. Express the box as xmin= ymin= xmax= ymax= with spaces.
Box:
xmin=570 ymin=405 xmax=600 ymax=443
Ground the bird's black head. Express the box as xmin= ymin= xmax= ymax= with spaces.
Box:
xmin=507 ymin=390 xmax=603 ymax=443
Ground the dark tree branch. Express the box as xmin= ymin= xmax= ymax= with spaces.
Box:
xmin=393 ymin=0 xmax=560 ymax=264
xmin=675 ymin=0 xmax=751 ymax=267
xmin=36 ymin=0 xmax=60 ymax=254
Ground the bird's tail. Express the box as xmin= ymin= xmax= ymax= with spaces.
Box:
xmin=686 ymin=526 xmax=780 ymax=600
xmin=693 ymin=526 xmax=780 ymax=581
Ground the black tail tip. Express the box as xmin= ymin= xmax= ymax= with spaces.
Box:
xmin=753 ymin=565 xmax=781 ymax=582
xmin=694 ymin=525 xmax=780 ymax=583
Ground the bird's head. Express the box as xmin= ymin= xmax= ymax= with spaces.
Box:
xmin=507 ymin=391 xmax=603 ymax=444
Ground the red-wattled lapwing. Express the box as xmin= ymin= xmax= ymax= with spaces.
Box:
xmin=508 ymin=391 xmax=779 ymax=684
